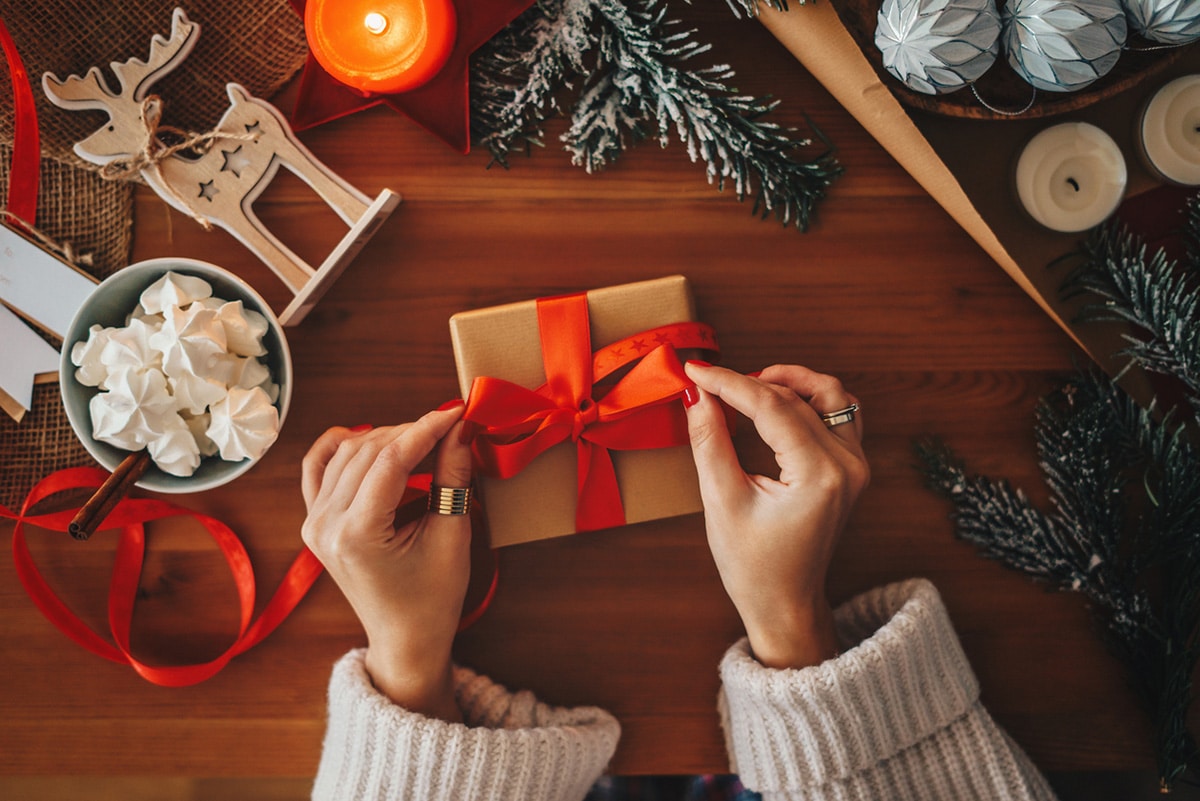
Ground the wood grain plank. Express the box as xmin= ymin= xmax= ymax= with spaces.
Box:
xmin=0 ymin=0 xmax=1160 ymax=789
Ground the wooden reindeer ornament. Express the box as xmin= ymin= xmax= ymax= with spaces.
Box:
xmin=42 ymin=7 xmax=399 ymax=326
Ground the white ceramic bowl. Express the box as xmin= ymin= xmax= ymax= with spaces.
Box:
xmin=59 ymin=258 xmax=293 ymax=493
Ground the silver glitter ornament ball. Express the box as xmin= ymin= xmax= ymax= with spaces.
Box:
xmin=876 ymin=0 xmax=1002 ymax=94
xmin=1002 ymin=0 xmax=1127 ymax=92
xmin=1123 ymin=0 xmax=1200 ymax=44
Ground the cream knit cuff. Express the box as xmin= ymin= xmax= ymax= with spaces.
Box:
xmin=312 ymin=649 xmax=621 ymax=801
xmin=717 ymin=578 xmax=981 ymax=793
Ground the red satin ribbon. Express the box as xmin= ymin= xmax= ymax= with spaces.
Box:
xmin=463 ymin=293 xmax=718 ymax=532
xmin=0 ymin=16 xmax=40 ymax=225
xmin=2 ymin=468 xmax=496 ymax=687
xmin=0 ymin=18 xmax=500 ymax=686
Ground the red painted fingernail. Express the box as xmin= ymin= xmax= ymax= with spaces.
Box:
xmin=748 ymin=370 xmax=762 ymax=378
xmin=683 ymin=387 xmax=701 ymax=408
xmin=350 ymin=424 xmax=373 ymax=432
xmin=686 ymin=359 xmax=712 ymax=369
xmin=437 ymin=399 xmax=466 ymax=411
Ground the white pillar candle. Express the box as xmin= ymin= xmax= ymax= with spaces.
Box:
xmin=1139 ymin=74 xmax=1200 ymax=186
xmin=1015 ymin=122 xmax=1127 ymax=233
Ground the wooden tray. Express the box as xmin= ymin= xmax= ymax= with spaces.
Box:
xmin=833 ymin=0 xmax=1193 ymax=120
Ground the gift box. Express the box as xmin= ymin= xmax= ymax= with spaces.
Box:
xmin=449 ymin=275 xmax=716 ymax=547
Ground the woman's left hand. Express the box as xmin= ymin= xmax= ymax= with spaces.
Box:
xmin=301 ymin=405 xmax=472 ymax=721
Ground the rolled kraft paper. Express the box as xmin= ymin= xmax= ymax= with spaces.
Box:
xmin=1140 ymin=74 xmax=1200 ymax=186
xmin=756 ymin=2 xmax=1086 ymax=354
xmin=1015 ymin=122 xmax=1127 ymax=233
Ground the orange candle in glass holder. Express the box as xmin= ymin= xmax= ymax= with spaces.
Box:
xmin=305 ymin=0 xmax=457 ymax=95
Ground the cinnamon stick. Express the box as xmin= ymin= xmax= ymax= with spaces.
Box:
xmin=68 ymin=451 xmax=152 ymax=541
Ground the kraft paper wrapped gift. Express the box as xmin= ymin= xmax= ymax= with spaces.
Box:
xmin=449 ymin=275 xmax=714 ymax=547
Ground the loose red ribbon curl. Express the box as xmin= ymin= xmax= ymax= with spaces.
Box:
xmin=0 ymin=20 xmax=314 ymax=686
xmin=463 ymin=293 xmax=718 ymax=532
xmin=1 ymin=469 xmax=496 ymax=687
xmin=0 ymin=22 xmax=500 ymax=684
xmin=1 ymin=468 xmax=322 ymax=687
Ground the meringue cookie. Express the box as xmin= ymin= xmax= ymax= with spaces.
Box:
xmin=168 ymin=371 xmax=228 ymax=416
xmin=148 ymin=415 xmax=202 ymax=477
xmin=74 ymin=271 xmax=280 ymax=476
xmin=210 ymin=352 xmax=271 ymax=390
xmin=127 ymin=305 xmax=164 ymax=327
xmin=139 ymin=271 xmax=213 ymax=315
xmin=183 ymin=412 xmax=219 ymax=457
xmin=257 ymin=379 xmax=280 ymax=404
xmin=89 ymin=369 xmax=177 ymax=450
xmin=98 ymin=317 xmax=162 ymax=378
xmin=71 ymin=324 xmax=117 ymax=388
xmin=150 ymin=304 xmax=229 ymax=381
xmin=204 ymin=353 xmax=279 ymax=403
xmin=207 ymin=386 xmax=280 ymax=462
xmin=214 ymin=300 xmax=268 ymax=357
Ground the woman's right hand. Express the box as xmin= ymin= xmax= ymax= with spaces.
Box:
xmin=682 ymin=363 xmax=869 ymax=669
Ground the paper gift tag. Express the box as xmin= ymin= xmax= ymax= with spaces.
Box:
xmin=0 ymin=221 xmax=99 ymax=420
xmin=0 ymin=304 xmax=60 ymax=420
xmin=0 ymin=221 xmax=98 ymax=336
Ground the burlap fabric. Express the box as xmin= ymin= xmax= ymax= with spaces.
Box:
xmin=0 ymin=1 xmax=308 ymax=508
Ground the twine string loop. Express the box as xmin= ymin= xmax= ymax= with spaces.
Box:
xmin=96 ymin=95 xmax=259 ymax=230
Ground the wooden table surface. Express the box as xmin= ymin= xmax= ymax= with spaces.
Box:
xmin=0 ymin=3 xmax=1164 ymax=790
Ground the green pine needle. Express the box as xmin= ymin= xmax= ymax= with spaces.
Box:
xmin=470 ymin=0 xmax=841 ymax=231
xmin=917 ymin=369 xmax=1200 ymax=789
xmin=1063 ymin=200 xmax=1200 ymax=416
xmin=930 ymin=202 xmax=1200 ymax=787
xmin=722 ymin=0 xmax=793 ymax=18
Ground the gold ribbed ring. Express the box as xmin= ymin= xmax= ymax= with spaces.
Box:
xmin=428 ymin=485 xmax=472 ymax=515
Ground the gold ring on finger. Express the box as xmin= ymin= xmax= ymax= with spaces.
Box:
xmin=428 ymin=485 xmax=472 ymax=515
xmin=820 ymin=403 xmax=859 ymax=429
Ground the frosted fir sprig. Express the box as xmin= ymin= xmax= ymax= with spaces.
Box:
xmin=1062 ymin=200 xmax=1200 ymax=416
xmin=721 ymin=0 xmax=792 ymax=18
xmin=471 ymin=0 xmax=595 ymax=165
xmin=471 ymin=0 xmax=842 ymax=231
xmin=914 ymin=383 xmax=1137 ymax=615
xmin=916 ymin=370 xmax=1200 ymax=789
xmin=571 ymin=0 xmax=841 ymax=230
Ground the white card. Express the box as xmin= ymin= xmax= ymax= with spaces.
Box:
xmin=0 ymin=303 xmax=60 ymax=414
xmin=0 ymin=221 xmax=97 ymax=337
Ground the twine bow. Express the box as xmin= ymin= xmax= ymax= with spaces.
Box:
xmin=98 ymin=95 xmax=258 ymax=231
xmin=463 ymin=293 xmax=716 ymax=532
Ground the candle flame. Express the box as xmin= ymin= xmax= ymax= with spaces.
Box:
xmin=364 ymin=11 xmax=389 ymax=35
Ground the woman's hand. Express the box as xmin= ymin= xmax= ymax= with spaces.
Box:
xmin=301 ymin=405 xmax=472 ymax=721
xmin=683 ymin=363 xmax=869 ymax=670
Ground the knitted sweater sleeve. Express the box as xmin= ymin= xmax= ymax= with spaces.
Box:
xmin=312 ymin=649 xmax=621 ymax=801
xmin=718 ymin=578 xmax=1058 ymax=801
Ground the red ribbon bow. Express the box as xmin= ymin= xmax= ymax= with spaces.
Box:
xmin=463 ymin=293 xmax=717 ymax=532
